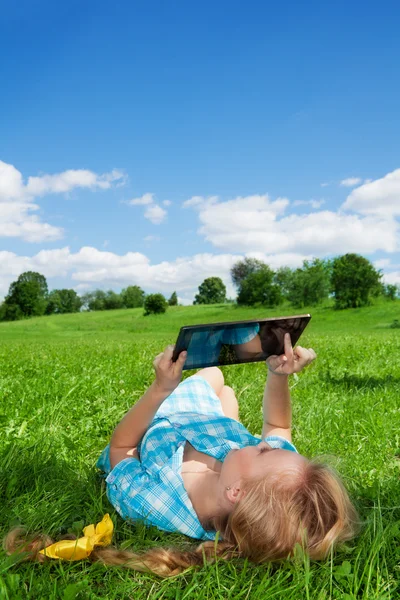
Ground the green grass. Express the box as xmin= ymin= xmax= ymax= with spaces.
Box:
xmin=1 ymin=300 xmax=400 ymax=599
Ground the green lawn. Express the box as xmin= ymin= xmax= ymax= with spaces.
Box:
xmin=1 ymin=301 xmax=400 ymax=599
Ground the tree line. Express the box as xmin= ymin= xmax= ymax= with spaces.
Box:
xmin=194 ymin=254 xmax=398 ymax=309
xmin=0 ymin=253 xmax=398 ymax=322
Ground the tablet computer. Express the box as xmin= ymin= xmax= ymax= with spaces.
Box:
xmin=172 ymin=314 xmax=311 ymax=370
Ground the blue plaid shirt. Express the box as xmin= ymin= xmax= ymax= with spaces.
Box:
xmin=97 ymin=413 xmax=297 ymax=540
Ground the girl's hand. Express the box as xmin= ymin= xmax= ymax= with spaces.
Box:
xmin=266 ymin=333 xmax=316 ymax=376
xmin=153 ymin=345 xmax=187 ymax=394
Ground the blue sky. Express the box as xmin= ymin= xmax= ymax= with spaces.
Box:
xmin=1 ymin=0 xmax=400 ymax=303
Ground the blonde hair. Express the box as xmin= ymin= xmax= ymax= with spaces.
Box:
xmin=4 ymin=461 xmax=358 ymax=578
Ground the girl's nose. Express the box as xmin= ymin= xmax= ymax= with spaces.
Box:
xmin=257 ymin=441 xmax=273 ymax=451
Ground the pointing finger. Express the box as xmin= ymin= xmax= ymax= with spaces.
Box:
xmin=284 ymin=333 xmax=293 ymax=361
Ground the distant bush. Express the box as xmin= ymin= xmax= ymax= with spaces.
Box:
xmin=144 ymin=293 xmax=168 ymax=316
xmin=390 ymin=319 xmax=400 ymax=329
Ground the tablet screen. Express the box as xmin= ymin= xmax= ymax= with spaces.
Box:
xmin=172 ymin=314 xmax=311 ymax=369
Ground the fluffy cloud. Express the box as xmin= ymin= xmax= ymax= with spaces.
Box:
xmin=382 ymin=271 xmax=400 ymax=286
xmin=125 ymin=192 xmax=167 ymax=224
xmin=342 ymin=168 xmax=400 ymax=216
xmin=25 ymin=168 xmax=126 ymax=196
xmin=0 ymin=160 xmax=126 ymax=242
xmin=0 ymin=161 xmax=126 ymax=202
xmin=184 ymin=194 xmax=399 ymax=255
xmin=144 ymin=204 xmax=167 ymax=224
xmin=340 ymin=177 xmax=363 ymax=187
xmin=0 ymin=246 xmax=308 ymax=303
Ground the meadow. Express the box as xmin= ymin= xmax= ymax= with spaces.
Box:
xmin=0 ymin=300 xmax=399 ymax=599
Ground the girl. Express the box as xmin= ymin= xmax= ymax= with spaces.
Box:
xmin=6 ymin=334 xmax=358 ymax=577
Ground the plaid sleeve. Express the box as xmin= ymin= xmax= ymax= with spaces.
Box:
xmin=264 ymin=434 xmax=298 ymax=453
xmin=104 ymin=456 xmax=153 ymax=523
xmin=221 ymin=323 xmax=260 ymax=345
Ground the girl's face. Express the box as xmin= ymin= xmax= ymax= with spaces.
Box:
xmin=219 ymin=441 xmax=307 ymax=502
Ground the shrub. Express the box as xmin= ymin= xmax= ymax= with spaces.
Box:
xmin=144 ymin=293 xmax=168 ymax=316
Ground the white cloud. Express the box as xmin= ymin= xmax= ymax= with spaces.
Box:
xmin=144 ymin=204 xmax=167 ymax=224
xmin=320 ymin=182 xmax=330 ymax=188
xmin=184 ymin=194 xmax=399 ymax=255
xmin=342 ymin=168 xmax=400 ymax=216
xmin=382 ymin=271 xmax=400 ymax=286
xmin=293 ymin=199 xmax=325 ymax=209
xmin=126 ymin=193 xmax=154 ymax=206
xmin=125 ymin=192 xmax=169 ymax=223
xmin=0 ymin=160 xmax=126 ymax=243
xmin=340 ymin=177 xmax=363 ymax=187
xmin=0 ymin=245 xmax=309 ymax=303
xmin=0 ymin=161 xmax=126 ymax=201
xmin=144 ymin=235 xmax=161 ymax=242
xmin=26 ymin=168 xmax=126 ymax=196
xmin=0 ymin=247 xmax=242 ymax=302
xmin=0 ymin=162 xmax=25 ymax=200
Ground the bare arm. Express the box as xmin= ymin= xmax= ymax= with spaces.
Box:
xmin=109 ymin=346 xmax=187 ymax=469
xmin=262 ymin=372 xmax=292 ymax=440
xmin=262 ymin=333 xmax=316 ymax=441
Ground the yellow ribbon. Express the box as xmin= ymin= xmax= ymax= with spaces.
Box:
xmin=39 ymin=514 xmax=113 ymax=560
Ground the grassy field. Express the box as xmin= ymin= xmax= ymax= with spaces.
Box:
xmin=0 ymin=300 xmax=400 ymax=599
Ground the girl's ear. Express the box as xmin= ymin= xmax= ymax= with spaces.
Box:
xmin=226 ymin=484 xmax=246 ymax=504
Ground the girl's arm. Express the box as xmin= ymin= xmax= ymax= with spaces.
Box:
xmin=262 ymin=372 xmax=292 ymax=440
xmin=109 ymin=346 xmax=187 ymax=468
xmin=262 ymin=333 xmax=316 ymax=441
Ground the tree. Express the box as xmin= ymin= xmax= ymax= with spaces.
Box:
xmin=80 ymin=290 xmax=107 ymax=311
xmin=3 ymin=271 xmax=48 ymax=319
xmin=331 ymin=253 xmax=382 ymax=309
xmin=121 ymin=285 xmax=145 ymax=308
xmin=144 ymin=293 xmax=168 ymax=315
xmin=237 ymin=266 xmax=282 ymax=307
xmin=168 ymin=291 xmax=178 ymax=306
xmin=103 ymin=290 xmax=124 ymax=310
xmin=0 ymin=302 xmax=23 ymax=321
xmin=231 ymin=257 xmax=266 ymax=288
xmin=274 ymin=267 xmax=295 ymax=301
xmin=288 ymin=259 xmax=331 ymax=307
xmin=194 ymin=277 xmax=226 ymax=305
xmin=46 ymin=289 xmax=82 ymax=314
